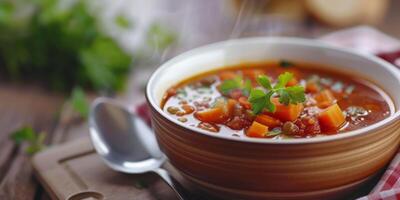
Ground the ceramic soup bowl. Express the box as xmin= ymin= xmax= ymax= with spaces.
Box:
xmin=146 ymin=37 xmax=400 ymax=200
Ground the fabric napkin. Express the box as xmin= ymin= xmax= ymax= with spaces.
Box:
xmin=135 ymin=26 xmax=400 ymax=200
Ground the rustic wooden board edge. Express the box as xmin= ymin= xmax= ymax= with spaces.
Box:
xmin=32 ymin=136 xmax=95 ymax=200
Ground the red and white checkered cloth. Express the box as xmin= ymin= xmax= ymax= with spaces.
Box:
xmin=136 ymin=26 xmax=400 ymax=200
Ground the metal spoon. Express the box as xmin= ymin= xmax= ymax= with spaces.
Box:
xmin=89 ymin=97 xmax=188 ymax=200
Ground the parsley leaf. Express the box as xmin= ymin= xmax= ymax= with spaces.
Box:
xmin=256 ymin=75 xmax=272 ymax=90
xmin=275 ymin=72 xmax=293 ymax=89
xmin=219 ymin=76 xmax=252 ymax=96
xmin=286 ymin=86 xmax=306 ymax=103
xmin=248 ymin=72 xmax=305 ymax=114
xmin=220 ymin=78 xmax=241 ymax=95
xmin=10 ymin=126 xmax=46 ymax=155
xmin=248 ymin=89 xmax=268 ymax=114
xmin=243 ymin=79 xmax=252 ymax=96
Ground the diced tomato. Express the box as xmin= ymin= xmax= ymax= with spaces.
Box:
xmin=294 ymin=116 xmax=321 ymax=136
xmin=255 ymin=114 xmax=282 ymax=128
xmin=271 ymin=98 xmax=304 ymax=122
xmin=226 ymin=116 xmax=251 ymax=130
xmin=219 ymin=71 xmax=237 ymax=81
xmin=315 ymin=89 xmax=336 ymax=108
xmin=246 ymin=121 xmax=268 ymax=138
xmin=286 ymin=77 xmax=298 ymax=87
xmin=318 ymin=104 xmax=345 ymax=131
xmin=306 ymin=82 xmax=320 ymax=93
xmin=194 ymin=107 xmax=228 ymax=123
xmin=238 ymin=96 xmax=252 ymax=109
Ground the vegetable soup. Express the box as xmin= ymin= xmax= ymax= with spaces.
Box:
xmin=161 ymin=61 xmax=392 ymax=139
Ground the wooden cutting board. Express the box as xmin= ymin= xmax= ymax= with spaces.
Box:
xmin=32 ymin=135 xmax=200 ymax=200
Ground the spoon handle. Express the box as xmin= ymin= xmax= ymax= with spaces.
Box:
xmin=153 ymin=168 xmax=190 ymax=200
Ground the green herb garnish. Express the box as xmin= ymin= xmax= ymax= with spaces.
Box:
xmin=220 ymin=76 xmax=252 ymax=96
xmin=10 ymin=126 xmax=46 ymax=155
xmin=248 ymin=72 xmax=305 ymax=114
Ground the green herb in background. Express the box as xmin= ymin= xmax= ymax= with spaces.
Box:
xmin=0 ymin=0 xmax=133 ymax=92
xmin=70 ymin=87 xmax=89 ymax=118
xmin=10 ymin=126 xmax=46 ymax=155
xmin=115 ymin=15 xmax=132 ymax=29
xmin=249 ymin=72 xmax=306 ymax=114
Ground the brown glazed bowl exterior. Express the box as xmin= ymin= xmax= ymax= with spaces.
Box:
xmin=146 ymin=38 xmax=400 ymax=200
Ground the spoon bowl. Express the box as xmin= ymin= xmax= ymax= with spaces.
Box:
xmin=89 ymin=97 xmax=187 ymax=200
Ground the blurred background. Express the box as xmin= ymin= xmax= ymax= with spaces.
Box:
xmin=1 ymin=0 xmax=400 ymax=199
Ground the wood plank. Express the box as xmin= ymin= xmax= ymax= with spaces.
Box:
xmin=0 ymin=83 xmax=64 ymax=200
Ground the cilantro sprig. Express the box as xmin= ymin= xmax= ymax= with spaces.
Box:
xmin=249 ymin=72 xmax=305 ymax=114
xmin=219 ymin=76 xmax=252 ymax=96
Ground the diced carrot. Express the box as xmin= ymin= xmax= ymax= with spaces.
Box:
xmin=255 ymin=114 xmax=282 ymax=128
xmin=226 ymin=99 xmax=238 ymax=116
xmin=271 ymin=98 xmax=304 ymax=122
xmin=219 ymin=71 xmax=237 ymax=81
xmin=315 ymin=89 xmax=336 ymax=108
xmin=286 ymin=77 xmax=298 ymax=87
xmin=318 ymin=104 xmax=345 ymax=131
xmin=194 ymin=107 xmax=228 ymax=123
xmin=306 ymin=82 xmax=320 ymax=93
xmin=246 ymin=121 xmax=269 ymax=138
xmin=238 ymin=96 xmax=252 ymax=109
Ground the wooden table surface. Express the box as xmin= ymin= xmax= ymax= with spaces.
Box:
xmin=1 ymin=0 xmax=400 ymax=199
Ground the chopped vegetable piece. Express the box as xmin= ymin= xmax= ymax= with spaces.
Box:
xmin=255 ymin=114 xmax=282 ymax=128
xmin=294 ymin=117 xmax=321 ymax=136
xmin=226 ymin=116 xmax=251 ymax=130
xmin=181 ymin=104 xmax=195 ymax=114
xmin=282 ymin=121 xmax=300 ymax=135
xmin=227 ymin=99 xmax=238 ymax=114
xmin=219 ymin=71 xmax=237 ymax=81
xmin=178 ymin=117 xmax=188 ymax=122
xmin=318 ymin=104 xmax=345 ymax=131
xmin=229 ymin=89 xmax=243 ymax=99
xmin=238 ymin=96 xmax=252 ymax=109
xmin=167 ymin=106 xmax=180 ymax=114
xmin=247 ymin=121 xmax=269 ymax=138
xmin=271 ymin=98 xmax=304 ymax=122
xmin=315 ymin=89 xmax=336 ymax=108
xmin=197 ymin=122 xmax=220 ymax=132
xmin=286 ymin=77 xmax=298 ymax=87
xmin=194 ymin=107 xmax=228 ymax=123
xmin=306 ymin=81 xmax=320 ymax=93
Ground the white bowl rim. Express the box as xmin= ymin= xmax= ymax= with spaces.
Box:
xmin=146 ymin=37 xmax=400 ymax=144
